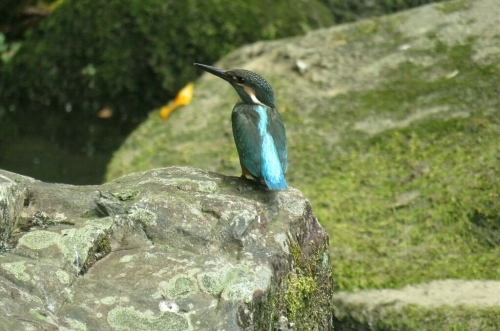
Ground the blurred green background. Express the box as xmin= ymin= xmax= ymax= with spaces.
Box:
xmin=0 ymin=0 xmax=446 ymax=184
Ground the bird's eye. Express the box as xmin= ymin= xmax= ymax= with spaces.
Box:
xmin=229 ymin=73 xmax=245 ymax=84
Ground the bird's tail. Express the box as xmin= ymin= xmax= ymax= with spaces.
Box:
xmin=261 ymin=135 xmax=288 ymax=190
xmin=264 ymin=175 xmax=288 ymax=190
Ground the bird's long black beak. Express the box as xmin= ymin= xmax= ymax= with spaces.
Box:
xmin=194 ymin=63 xmax=232 ymax=83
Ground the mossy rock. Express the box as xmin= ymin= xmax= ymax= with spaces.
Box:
xmin=0 ymin=166 xmax=334 ymax=330
xmin=333 ymin=281 xmax=500 ymax=330
xmin=106 ymin=0 xmax=500 ymax=328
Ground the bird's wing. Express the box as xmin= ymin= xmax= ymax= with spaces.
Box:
xmin=267 ymin=108 xmax=287 ymax=173
xmin=231 ymin=104 xmax=263 ymax=178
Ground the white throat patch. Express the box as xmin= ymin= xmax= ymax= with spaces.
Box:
xmin=243 ymin=86 xmax=266 ymax=106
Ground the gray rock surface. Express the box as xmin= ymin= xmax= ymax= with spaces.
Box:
xmin=0 ymin=167 xmax=333 ymax=330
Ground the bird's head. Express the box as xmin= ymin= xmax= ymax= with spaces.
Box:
xmin=194 ymin=63 xmax=275 ymax=108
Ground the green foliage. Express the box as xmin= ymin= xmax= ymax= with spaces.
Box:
xmin=0 ymin=0 xmax=333 ymax=122
xmin=319 ymin=0 xmax=448 ymax=23
xmin=0 ymin=33 xmax=21 ymax=63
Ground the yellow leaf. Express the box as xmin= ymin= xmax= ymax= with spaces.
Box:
xmin=159 ymin=103 xmax=177 ymax=119
xmin=159 ymin=82 xmax=194 ymax=120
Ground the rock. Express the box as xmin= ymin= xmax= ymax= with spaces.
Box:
xmin=332 ymin=280 xmax=500 ymax=331
xmin=104 ymin=0 xmax=500 ymax=329
xmin=0 ymin=167 xmax=333 ymax=330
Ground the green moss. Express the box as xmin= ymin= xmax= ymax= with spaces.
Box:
xmin=80 ymin=231 xmax=113 ymax=274
xmin=348 ymin=42 xmax=488 ymax=120
xmin=286 ymin=276 xmax=318 ymax=322
xmin=436 ymin=0 xmax=470 ymax=13
xmin=251 ymin=238 xmax=334 ymax=330
xmin=354 ymin=19 xmax=380 ymax=36
xmin=306 ymin=112 xmax=500 ymax=291
xmin=380 ymin=305 xmax=500 ymax=331
xmin=278 ymin=34 xmax=500 ymax=291
xmin=96 ymin=235 xmax=112 ymax=256
xmin=334 ymin=303 xmax=500 ymax=331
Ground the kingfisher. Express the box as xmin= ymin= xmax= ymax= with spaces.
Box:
xmin=194 ymin=63 xmax=288 ymax=190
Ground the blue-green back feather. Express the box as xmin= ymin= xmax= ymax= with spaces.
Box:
xmin=232 ymin=104 xmax=287 ymax=189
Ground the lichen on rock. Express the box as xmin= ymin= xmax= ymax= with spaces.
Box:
xmin=0 ymin=167 xmax=333 ymax=330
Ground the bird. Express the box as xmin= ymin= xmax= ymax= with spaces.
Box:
xmin=194 ymin=63 xmax=288 ymax=190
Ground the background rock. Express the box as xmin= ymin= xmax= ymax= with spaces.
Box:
xmin=106 ymin=0 xmax=500 ymax=329
xmin=0 ymin=167 xmax=333 ymax=330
